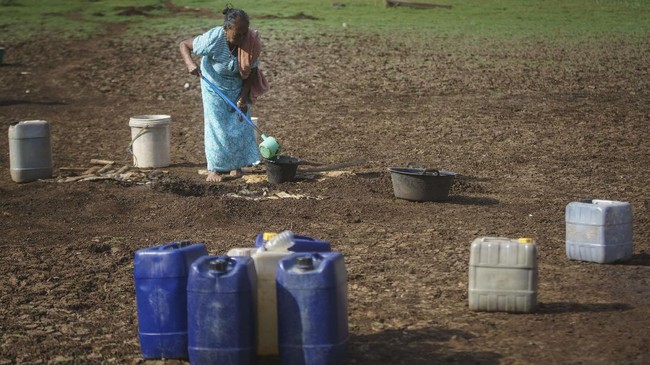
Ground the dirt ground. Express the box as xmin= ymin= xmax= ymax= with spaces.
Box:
xmin=0 ymin=16 xmax=649 ymax=365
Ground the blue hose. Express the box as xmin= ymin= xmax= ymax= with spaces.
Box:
xmin=200 ymin=75 xmax=263 ymax=135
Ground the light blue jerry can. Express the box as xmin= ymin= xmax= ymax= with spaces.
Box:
xmin=566 ymin=199 xmax=633 ymax=263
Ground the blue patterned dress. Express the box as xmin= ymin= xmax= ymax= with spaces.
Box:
xmin=193 ymin=26 xmax=260 ymax=172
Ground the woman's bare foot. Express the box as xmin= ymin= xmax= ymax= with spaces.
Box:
xmin=206 ymin=171 xmax=223 ymax=182
xmin=229 ymin=169 xmax=243 ymax=178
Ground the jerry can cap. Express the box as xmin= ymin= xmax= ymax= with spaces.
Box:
xmin=209 ymin=258 xmax=229 ymax=273
xmin=262 ymin=232 xmax=278 ymax=241
xmin=517 ymin=237 xmax=534 ymax=244
xmin=296 ymin=256 xmax=315 ymax=270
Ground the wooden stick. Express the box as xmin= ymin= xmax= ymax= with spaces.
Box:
xmin=97 ymin=163 xmax=114 ymax=174
xmin=114 ymin=165 xmax=130 ymax=175
xmin=58 ymin=167 xmax=88 ymax=172
xmin=90 ymin=159 xmax=115 ymax=165
xmin=81 ymin=165 xmax=101 ymax=175
xmin=79 ymin=176 xmax=114 ymax=182
xmin=62 ymin=174 xmax=96 ymax=183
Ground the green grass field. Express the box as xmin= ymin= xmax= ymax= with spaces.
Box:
xmin=1 ymin=0 xmax=649 ymax=41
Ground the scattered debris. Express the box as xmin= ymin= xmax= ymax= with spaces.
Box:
xmin=57 ymin=159 xmax=167 ymax=184
xmin=226 ymin=190 xmax=326 ymax=201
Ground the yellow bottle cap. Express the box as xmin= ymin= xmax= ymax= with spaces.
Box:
xmin=262 ymin=232 xmax=278 ymax=241
xmin=517 ymin=237 xmax=534 ymax=244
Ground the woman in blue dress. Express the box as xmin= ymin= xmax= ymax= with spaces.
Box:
xmin=179 ymin=6 xmax=268 ymax=182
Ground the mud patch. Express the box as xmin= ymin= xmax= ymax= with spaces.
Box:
xmin=150 ymin=175 xmax=236 ymax=197
xmin=114 ymin=6 xmax=161 ymax=17
xmin=115 ymin=1 xmax=216 ymax=18
xmin=449 ymin=175 xmax=489 ymax=194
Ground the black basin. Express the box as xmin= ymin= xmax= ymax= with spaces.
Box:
xmin=264 ymin=155 xmax=300 ymax=183
xmin=389 ymin=167 xmax=455 ymax=202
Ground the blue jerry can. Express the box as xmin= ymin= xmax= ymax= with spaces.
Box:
xmin=187 ymin=255 xmax=257 ymax=365
xmin=133 ymin=241 xmax=208 ymax=359
xmin=254 ymin=232 xmax=332 ymax=252
xmin=277 ymin=252 xmax=348 ymax=365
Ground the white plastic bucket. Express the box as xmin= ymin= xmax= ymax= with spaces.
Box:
xmin=129 ymin=115 xmax=171 ymax=168
xmin=251 ymin=116 xmax=260 ymax=142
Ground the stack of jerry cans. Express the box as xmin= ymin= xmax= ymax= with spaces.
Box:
xmin=277 ymin=252 xmax=349 ymax=365
xmin=133 ymin=241 xmax=208 ymax=359
xmin=468 ymin=237 xmax=538 ymax=313
xmin=187 ymin=256 xmax=257 ymax=365
xmin=566 ymin=199 xmax=633 ymax=263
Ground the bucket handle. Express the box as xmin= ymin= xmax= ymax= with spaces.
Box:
xmin=125 ymin=125 xmax=149 ymax=166
xmin=420 ymin=169 xmax=440 ymax=176
xmin=406 ymin=162 xmax=439 ymax=176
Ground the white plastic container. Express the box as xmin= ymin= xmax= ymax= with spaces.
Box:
xmin=128 ymin=115 xmax=171 ymax=168
xmin=468 ymin=237 xmax=538 ymax=313
xmin=251 ymin=117 xmax=260 ymax=143
xmin=566 ymin=200 xmax=633 ymax=263
xmin=227 ymin=246 xmax=291 ymax=356
xmin=8 ymin=120 xmax=53 ymax=183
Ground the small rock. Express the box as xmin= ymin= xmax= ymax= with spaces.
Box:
xmin=183 ymin=82 xmax=190 ymax=89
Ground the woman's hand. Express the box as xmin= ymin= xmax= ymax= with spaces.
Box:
xmin=179 ymin=38 xmax=200 ymax=77
xmin=236 ymin=98 xmax=248 ymax=121
xmin=188 ymin=64 xmax=201 ymax=77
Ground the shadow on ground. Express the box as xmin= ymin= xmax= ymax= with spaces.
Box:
xmin=255 ymin=326 xmax=501 ymax=365
xmin=538 ymin=302 xmax=633 ymax=314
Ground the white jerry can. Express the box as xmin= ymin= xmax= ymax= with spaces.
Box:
xmin=227 ymin=246 xmax=291 ymax=356
xmin=468 ymin=237 xmax=538 ymax=313
xmin=8 ymin=120 xmax=53 ymax=183
xmin=566 ymin=199 xmax=633 ymax=263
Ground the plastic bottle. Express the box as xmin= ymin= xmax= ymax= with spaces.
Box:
xmin=254 ymin=232 xmax=332 ymax=253
xmin=262 ymin=230 xmax=295 ymax=251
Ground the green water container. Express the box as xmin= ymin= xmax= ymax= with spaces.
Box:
xmin=8 ymin=120 xmax=53 ymax=183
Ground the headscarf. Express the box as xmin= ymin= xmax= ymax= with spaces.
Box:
xmin=238 ymin=28 xmax=270 ymax=103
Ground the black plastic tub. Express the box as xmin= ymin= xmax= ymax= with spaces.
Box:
xmin=264 ymin=155 xmax=300 ymax=183
xmin=389 ymin=167 xmax=455 ymax=202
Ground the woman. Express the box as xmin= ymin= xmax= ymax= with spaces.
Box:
xmin=179 ymin=6 xmax=269 ymax=182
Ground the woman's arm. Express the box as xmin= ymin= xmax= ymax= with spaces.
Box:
xmin=237 ymin=67 xmax=257 ymax=110
xmin=179 ymin=38 xmax=200 ymax=76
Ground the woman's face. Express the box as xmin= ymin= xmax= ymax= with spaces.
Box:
xmin=225 ymin=17 xmax=248 ymax=46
